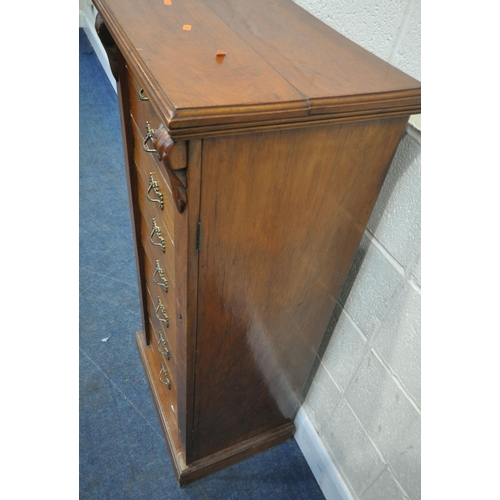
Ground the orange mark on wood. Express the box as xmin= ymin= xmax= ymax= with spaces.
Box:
xmin=215 ymin=50 xmax=226 ymax=64
xmin=183 ymin=24 xmax=192 ymax=31
xmin=164 ymin=0 xmax=171 ymax=5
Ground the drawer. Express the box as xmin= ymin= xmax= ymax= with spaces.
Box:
xmin=134 ymin=160 xmax=175 ymax=253
xmin=143 ymin=242 xmax=175 ymax=297
xmin=147 ymin=316 xmax=178 ymax=422
xmin=128 ymin=70 xmax=163 ymax=143
xmin=148 ymin=315 xmax=177 ymax=390
xmin=128 ymin=69 xmax=187 ymax=172
xmin=139 ymin=196 xmax=176 ymax=289
xmin=144 ymin=248 xmax=178 ymax=358
xmin=132 ymin=122 xmax=176 ymax=244
xmin=146 ymin=282 xmax=178 ymax=366
xmin=139 ymin=196 xmax=174 ymax=256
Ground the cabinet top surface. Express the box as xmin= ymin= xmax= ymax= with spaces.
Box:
xmin=94 ymin=0 xmax=421 ymax=133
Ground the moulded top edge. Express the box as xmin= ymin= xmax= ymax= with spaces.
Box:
xmin=93 ymin=0 xmax=421 ymax=134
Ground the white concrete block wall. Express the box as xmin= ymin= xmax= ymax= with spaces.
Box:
xmin=293 ymin=1 xmax=421 ymax=499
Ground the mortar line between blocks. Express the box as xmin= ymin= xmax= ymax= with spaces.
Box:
xmin=344 ymin=282 xmax=421 ymax=413
xmin=358 ymin=465 xmax=387 ymax=498
xmin=338 ymin=277 xmax=406 ymax=401
xmin=343 ymin=398 xmax=390 ymax=475
xmin=341 ymin=307 xmax=369 ymax=342
xmin=364 ymin=229 xmax=406 ymax=278
xmin=371 ymin=348 xmax=421 ymax=414
xmin=318 ymin=357 xmax=344 ymax=397
xmin=330 ymin=397 xmax=412 ymax=500
xmin=344 ymin=397 xmax=421 ymax=500
xmin=377 ymin=463 xmax=413 ymax=500
xmin=359 ymin=465 xmax=412 ymax=500
xmin=364 ymin=229 xmax=421 ymax=297
xmin=337 ymin=333 xmax=378 ymax=404
xmin=303 ymin=355 xmax=344 ymax=420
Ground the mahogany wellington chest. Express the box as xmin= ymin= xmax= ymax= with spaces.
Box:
xmin=93 ymin=0 xmax=421 ymax=485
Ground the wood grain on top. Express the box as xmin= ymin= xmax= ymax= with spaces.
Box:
xmin=93 ymin=0 xmax=420 ymax=135
xmin=203 ymin=0 xmax=420 ymax=112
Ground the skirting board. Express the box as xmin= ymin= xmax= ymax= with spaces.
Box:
xmin=294 ymin=407 xmax=353 ymax=500
xmin=79 ymin=9 xmax=117 ymax=93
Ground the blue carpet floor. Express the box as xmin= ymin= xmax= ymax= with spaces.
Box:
xmin=79 ymin=28 xmax=325 ymax=500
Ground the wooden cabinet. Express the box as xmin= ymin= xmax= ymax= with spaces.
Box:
xmin=93 ymin=0 xmax=421 ymax=485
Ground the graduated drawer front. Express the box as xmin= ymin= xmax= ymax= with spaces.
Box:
xmin=146 ymin=282 xmax=178 ymax=386
xmin=128 ymin=69 xmax=163 ymax=146
xmin=138 ymin=189 xmax=176 ymax=292
xmin=144 ymin=250 xmax=178 ymax=362
xmin=145 ymin=312 xmax=178 ymax=422
xmin=135 ymin=157 xmax=175 ymax=255
xmin=127 ymin=63 xmax=190 ymax=473
xmin=147 ymin=312 xmax=177 ymax=391
xmin=132 ymin=118 xmax=176 ymax=246
xmin=143 ymin=241 xmax=176 ymax=302
xmin=129 ymin=68 xmax=188 ymax=173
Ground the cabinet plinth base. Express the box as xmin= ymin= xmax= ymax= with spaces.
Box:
xmin=135 ymin=330 xmax=295 ymax=485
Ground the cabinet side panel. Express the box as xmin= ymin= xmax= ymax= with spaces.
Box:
xmin=194 ymin=118 xmax=408 ymax=460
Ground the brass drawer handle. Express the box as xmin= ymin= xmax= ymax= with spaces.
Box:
xmin=155 ymin=296 xmax=169 ymax=327
xmin=147 ymin=172 xmax=164 ymax=209
xmin=143 ymin=121 xmax=156 ymax=153
xmin=150 ymin=218 xmax=165 ymax=253
xmin=159 ymin=362 xmax=171 ymax=389
xmin=138 ymin=88 xmax=149 ymax=101
xmin=157 ymin=331 xmax=170 ymax=359
xmin=153 ymin=259 xmax=168 ymax=293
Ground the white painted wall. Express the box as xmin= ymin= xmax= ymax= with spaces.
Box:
xmin=79 ymin=0 xmax=117 ymax=92
xmin=79 ymin=0 xmax=99 ymax=32
xmin=292 ymin=1 xmax=421 ymax=499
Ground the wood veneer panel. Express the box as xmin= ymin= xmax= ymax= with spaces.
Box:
xmin=148 ymin=315 xmax=178 ymax=388
xmin=203 ymin=0 xmax=421 ymax=115
xmin=194 ymin=117 xmax=409 ymax=460
xmin=177 ymin=421 xmax=294 ymax=485
xmin=93 ymin=0 xmax=308 ymax=124
xmin=144 ymin=254 xmax=178 ymax=363
xmin=95 ymin=0 xmax=420 ymax=135
xmin=133 ymin=149 xmax=176 ymax=253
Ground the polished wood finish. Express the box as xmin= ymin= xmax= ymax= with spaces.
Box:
xmin=137 ymin=324 xmax=295 ymax=483
xmin=203 ymin=0 xmax=420 ymax=116
xmin=94 ymin=0 xmax=419 ymax=138
xmin=194 ymin=118 xmax=408 ymax=459
xmin=94 ymin=0 xmax=421 ymax=485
